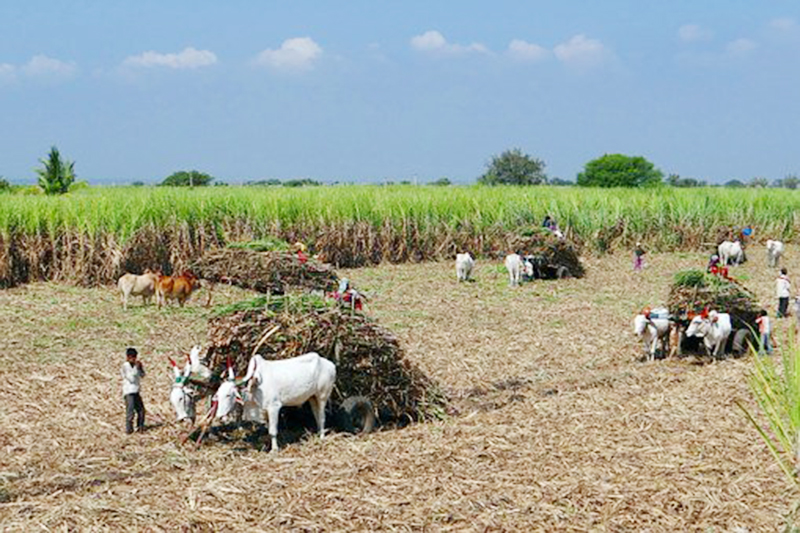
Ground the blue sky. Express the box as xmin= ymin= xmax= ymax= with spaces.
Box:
xmin=2 ymin=1 xmax=800 ymax=185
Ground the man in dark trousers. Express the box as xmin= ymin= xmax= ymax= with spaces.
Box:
xmin=121 ymin=347 xmax=146 ymax=434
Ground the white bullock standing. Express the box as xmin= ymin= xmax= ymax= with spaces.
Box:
xmin=242 ymin=352 xmax=336 ymax=452
xmin=169 ymin=357 xmax=195 ymax=423
xmin=117 ymin=270 xmax=158 ymax=310
xmin=633 ymin=308 xmax=671 ymax=361
xmin=455 ymin=253 xmax=475 ymax=282
xmin=685 ymin=311 xmax=732 ymax=357
xmin=767 ymin=239 xmax=784 ymax=268
xmin=504 ymin=253 xmax=524 ymax=286
xmin=718 ymin=240 xmax=744 ymax=266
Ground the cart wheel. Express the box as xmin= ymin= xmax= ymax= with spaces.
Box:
xmin=556 ymin=266 xmax=570 ymax=279
xmin=340 ymin=396 xmax=376 ymax=434
xmin=732 ymin=328 xmax=754 ymax=356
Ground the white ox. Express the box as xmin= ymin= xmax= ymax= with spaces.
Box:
xmin=685 ymin=311 xmax=732 ymax=357
xmin=117 ymin=270 xmax=158 ymax=310
xmin=242 ymin=352 xmax=336 ymax=452
xmin=767 ymin=239 xmax=784 ymax=268
xmin=169 ymin=357 xmax=195 ymax=423
xmin=633 ymin=308 xmax=672 ymax=361
xmin=504 ymin=253 xmax=524 ymax=286
xmin=718 ymin=240 xmax=744 ymax=266
xmin=455 ymin=253 xmax=474 ymax=282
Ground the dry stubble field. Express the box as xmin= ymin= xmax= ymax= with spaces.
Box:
xmin=0 ymin=246 xmax=798 ymax=531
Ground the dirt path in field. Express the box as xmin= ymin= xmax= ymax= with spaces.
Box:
xmin=0 ymin=247 xmax=797 ymax=530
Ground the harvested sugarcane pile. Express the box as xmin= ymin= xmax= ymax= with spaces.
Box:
xmin=191 ymin=246 xmax=339 ymax=294
xmin=668 ymin=269 xmax=763 ymax=327
xmin=508 ymin=229 xmax=585 ymax=278
xmin=203 ymin=294 xmax=446 ymax=423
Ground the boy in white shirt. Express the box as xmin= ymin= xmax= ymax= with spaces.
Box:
xmin=121 ymin=347 xmax=146 ymax=434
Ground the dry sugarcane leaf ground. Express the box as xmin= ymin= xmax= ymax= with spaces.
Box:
xmin=0 ymin=246 xmax=798 ymax=531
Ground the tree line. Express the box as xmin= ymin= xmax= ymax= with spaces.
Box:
xmin=7 ymin=145 xmax=800 ymax=195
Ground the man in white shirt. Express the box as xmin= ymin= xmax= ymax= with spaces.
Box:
xmin=121 ymin=347 xmax=146 ymax=434
xmin=777 ymin=268 xmax=791 ymax=318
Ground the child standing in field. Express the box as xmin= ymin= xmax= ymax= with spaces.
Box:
xmin=756 ymin=310 xmax=773 ymax=355
xmin=633 ymin=242 xmax=646 ymax=271
xmin=777 ymin=268 xmax=791 ymax=318
xmin=121 ymin=347 xmax=146 ymax=434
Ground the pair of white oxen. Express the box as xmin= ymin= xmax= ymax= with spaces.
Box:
xmin=170 ymin=346 xmax=336 ymax=452
xmin=633 ymin=308 xmax=732 ymax=360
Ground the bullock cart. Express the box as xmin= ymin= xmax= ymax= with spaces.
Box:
xmin=667 ymin=269 xmax=763 ymax=357
xmin=509 ymin=230 xmax=585 ymax=280
xmin=183 ymin=293 xmax=446 ymax=446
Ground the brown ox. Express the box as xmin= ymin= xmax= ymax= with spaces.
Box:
xmin=118 ymin=269 xmax=158 ymax=310
xmin=156 ymin=271 xmax=202 ymax=308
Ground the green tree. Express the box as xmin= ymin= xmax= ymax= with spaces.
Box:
xmin=577 ymin=154 xmax=663 ymax=188
xmin=160 ymin=170 xmax=214 ymax=187
xmin=429 ymin=177 xmax=451 ymax=186
xmin=35 ymin=146 xmax=76 ymax=195
xmin=0 ymin=177 xmax=10 ymax=192
xmin=724 ymin=179 xmax=745 ymax=188
xmin=749 ymin=177 xmax=769 ymax=188
xmin=773 ymin=174 xmax=800 ymax=189
xmin=478 ymin=148 xmax=547 ymax=185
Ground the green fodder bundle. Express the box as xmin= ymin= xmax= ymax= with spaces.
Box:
xmin=204 ymin=294 xmax=446 ymax=423
xmin=668 ymin=269 xmax=764 ymax=327
xmin=191 ymin=247 xmax=339 ymax=294
xmin=509 ymin=230 xmax=585 ymax=278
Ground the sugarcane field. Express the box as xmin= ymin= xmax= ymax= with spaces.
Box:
xmin=2 ymin=222 xmax=800 ymax=530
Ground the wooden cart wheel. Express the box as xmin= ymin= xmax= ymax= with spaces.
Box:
xmin=340 ymin=396 xmax=376 ymax=434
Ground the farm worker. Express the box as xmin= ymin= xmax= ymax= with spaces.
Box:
xmin=755 ymin=310 xmax=774 ymax=355
xmin=633 ymin=242 xmax=646 ymax=271
xmin=776 ymin=268 xmax=791 ymax=318
xmin=542 ymin=215 xmax=555 ymax=231
xmin=707 ymin=254 xmax=720 ymax=273
xmin=121 ymin=347 xmax=146 ymax=434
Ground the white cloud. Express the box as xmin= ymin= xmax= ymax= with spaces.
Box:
xmin=726 ymin=38 xmax=758 ymax=56
xmin=410 ymin=30 xmax=488 ymax=55
xmin=0 ymin=63 xmax=15 ymax=81
xmin=506 ymin=39 xmax=549 ymax=62
xmin=770 ymin=17 xmax=797 ymax=32
xmin=123 ymin=47 xmax=217 ymax=69
xmin=678 ymin=24 xmax=713 ymax=43
xmin=553 ymin=34 xmax=609 ymax=68
xmin=22 ymin=55 xmax=77 ymax=77
xmin=253 ymin=37 xmax=322 ymax=70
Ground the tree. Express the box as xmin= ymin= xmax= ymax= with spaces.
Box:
xmin=772 ymin=174 xmax=800 ymax=189
xmin=478 ymin=148 xmax=547 ymax=185
xmin=0 ymin=177 xmax=10 ymax=192
xmin=160 ymin=170 xmax=214 ymax=187
xmin=429 ymin=177 xmax=451 ymax=186
xmin=577 ymin=154 xmax=663 ymax=188
xmin=749 ymin=177 xmax=769 ymax=188
xmin=549 ymin=177 xmax=574 ymax=186
xmin=36 ymin=146 xmax=76 ymax=195
xmin=724 ymin=179 xmax=745 ymax=188
xmin=667 ymin=173 xmax=706 ymax=188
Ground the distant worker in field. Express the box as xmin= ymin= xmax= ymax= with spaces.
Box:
xmin=542 ymin=215 xmax=564 ymax=239
xmin=707 ymin=254 xmax=721 ymax=273
xmin=633 ymin=242 xmax=646 ymax=271
xmin=777 ymin=268 xmax=791 ymax=318
xmin=121 ymin=347 xmax=146 ymax=434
